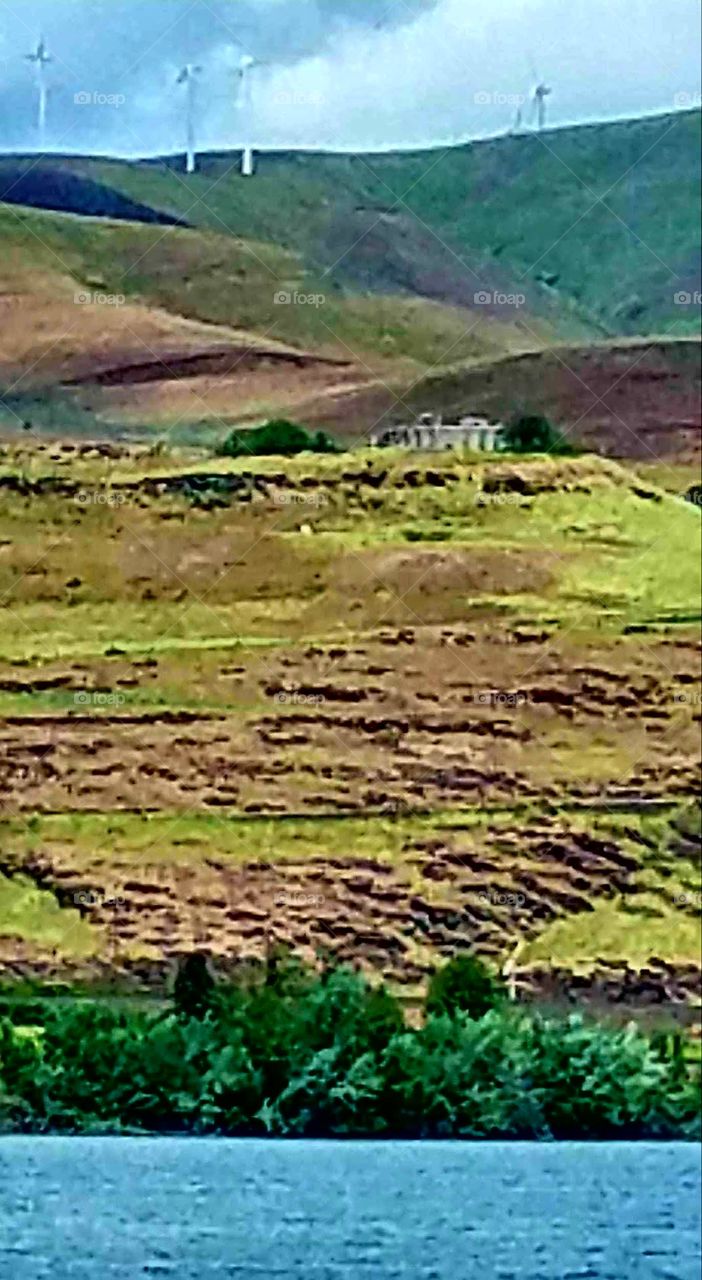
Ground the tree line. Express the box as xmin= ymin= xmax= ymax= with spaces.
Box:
xmin=0 ymin=954 xmax=698 ymax=1138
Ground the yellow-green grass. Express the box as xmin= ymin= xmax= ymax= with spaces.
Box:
xmin=1 ymin=455 xmax=699 ymax=661
xmin=521 ymin=900 xmax=701 ymax=971
xmin=0 ymin=872 xmax=100 ymax=959
xmin=1 ymin=446 xmax=699 ymax=988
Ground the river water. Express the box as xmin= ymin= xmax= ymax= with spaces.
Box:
xmin=0 ymin=1138 xmax=699 ymax=1279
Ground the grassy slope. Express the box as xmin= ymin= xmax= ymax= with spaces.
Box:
xmin=0 ymin=199 xmax=571 ymax=443
xmin=85 ymin=108 xmax=702 ymax=336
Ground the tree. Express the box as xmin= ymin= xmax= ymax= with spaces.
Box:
xmin=425 ymin=953 xmax=504 ymax=1020
xmin=501 ymin=414 xmax=574 ymax=455
xmin=173 ymin=953 xmax=216 ymax=1021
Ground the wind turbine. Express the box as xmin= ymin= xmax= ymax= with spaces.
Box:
xmin=526 ymin=55 xmax=553 ymax=132
xmin=25 ymin=37 xmax=52 ymax=147
xmin=176 ymin=63 xmax=202 ymax=174
xmin=532 ymin=80 xmax=552 ymax=131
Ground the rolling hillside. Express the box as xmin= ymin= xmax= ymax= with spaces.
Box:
xmin=1 ymin=109 xmax=700 ymax=449
xmin=2 ymin=108 xmax=700 ymax=338
xmin=0 ymin=111 xmax=700 ymax=1011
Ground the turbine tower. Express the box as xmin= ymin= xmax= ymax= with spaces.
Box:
xmin=25 ymin=37 xmax=52 ymax=147
xmin=236 ymin=53 xmax=258 ymax=177
xmin=176 ymin=63 xmax=202 ymax=174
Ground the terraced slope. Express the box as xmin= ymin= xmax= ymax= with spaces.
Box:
xmin=0 ymin=443 xmax=699 ymax=1010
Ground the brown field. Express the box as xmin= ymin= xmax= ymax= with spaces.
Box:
xmin=0 ymin=445 xmax=699 ymax=1012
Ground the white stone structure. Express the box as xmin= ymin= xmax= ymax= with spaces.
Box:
xmin=370 ymin=413 xmax=504 ymax=452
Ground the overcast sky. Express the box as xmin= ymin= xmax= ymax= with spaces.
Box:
xmin=0 ymin=0 xmax=700 ymax=156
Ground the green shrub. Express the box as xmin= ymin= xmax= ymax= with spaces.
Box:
xmin=501 ymin=413 xmax=575 ymax=455
xmin=425 ymin=953 xmax=504 ymax=1020
xmin=0 ymin=957 xmax=698 ymax=1138
xmin=219 ymin=420 xmax=339 ymax=458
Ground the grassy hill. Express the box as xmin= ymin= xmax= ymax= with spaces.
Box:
xmin=1 ymin=109 xmax=700 ymax=445
xmin=3 ymin=108 xmax=700 ymax=337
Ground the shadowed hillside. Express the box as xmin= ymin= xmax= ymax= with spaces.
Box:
xmin=0 ymin=159 xmax=187 ymax=226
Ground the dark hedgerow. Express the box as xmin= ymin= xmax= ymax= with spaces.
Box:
xmin=218 ymin=420 xmax=340 ymax=458
xmin=0 ymin=954 xmax=699 ymax=1139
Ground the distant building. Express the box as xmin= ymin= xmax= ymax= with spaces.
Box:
xmin=370 ymin=413 xmax=505 ymax=452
